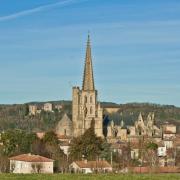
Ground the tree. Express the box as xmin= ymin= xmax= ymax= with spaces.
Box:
xmin=42 ymin=131 xmax=66 ymax=172
xmin=144 ymin=142 xmax=158 ymax=170
xmin=10 ymin=162 xmax=15 ymax=173
xmin=1 ymin=129 xmax=37 ymax=156
xmin=69 ymin=119 xmax=110 ymax=161
xmin=31 ymin=163 xmax=42 ymax=173
xmin=99 ymin=141 xmax=111 ymax=160
xmin=43 ymin=131 xmax=59 ymax=145
xmin=0 ymin=146 xmax=9 ymax=173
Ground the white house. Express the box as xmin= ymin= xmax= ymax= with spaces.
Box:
xmin=70 ymin=160 xmax=112 ymax=174
xmin=9 ymin=153 xmax=54 ymax=174
xmin=157 ymin=146 xmax=167 ymax=157
xmin=164 ymin=139 xmax=173 ymax=149
xmin=59 ymin=141 xmax=70 ymax=156
xmin=163 ymin=124 xmax=176 ymax=139
xmin=163 ymin=132 xmax=176 ymax=139
xmin=130 ymin=143 xmax=139 ymax=160
xmin=163 ymin=124 xmax=176 ymax=134
xmin=131 ymin=149 xmax=139 ymax=160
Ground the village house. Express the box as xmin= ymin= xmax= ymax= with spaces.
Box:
xmin=163 ymin=124 xmax=176 ymax=134
xmin=29 ymin=105 xmax=37 ymax=115
xmin=164 ymin=138 xmax=174 ymax=149
xmin=9 ymin=153 xmax=54 ymax=174
xmin=54 ymin=104 xmax=63 ymax=111
xmin=157 ymin=143 xmax=167 ymax=157
xmin=162 ymin=123 xmax=176 ymax=139
xmin=130 ymin=144 xmax=139 ymax=160
xmin=43 ymin=103 xmax=53 ymax=112
xmin=69 ymin=160 xmax=112 ymax=174
xmin=110 ymin=141 xmax=128 ymax=155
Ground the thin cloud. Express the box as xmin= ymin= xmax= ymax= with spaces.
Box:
xmin=0 ymin=0 xmax=87 ymax=22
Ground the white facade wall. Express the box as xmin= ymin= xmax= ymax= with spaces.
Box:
xmin=60 ymin=145 xmax=69 ymax=156
xmin=69 ymin=162 xmax=112 ymax=174
xmin=157 ymin=147 xmax=167 ymax=157
xmin=163 ymin=133 xmax=176 ymax=139
xmin=131 ymin=149 xmax=139 ymax=159
xmin=29 ymin=105 xmax=37 ymax=115
xmin=164 ymin=125 xmax=176 ymax=134
xmin=164 ymin=140 xmax=173 ymax=149
xmin=10 ymin=160 xmax=53 ymax=174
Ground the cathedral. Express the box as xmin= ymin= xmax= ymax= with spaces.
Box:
xmin=72 ymin=35 xmax=103 ymax=137
xmin=55 ymin=35 xmax=162 ymax=140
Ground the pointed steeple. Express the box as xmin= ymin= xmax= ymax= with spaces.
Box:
xmin=138 ymin=112 xmax=143 ymax=122
xmin=82 ymin=34 xmax=95 ymax=91
xmin=121 ymin=119 xmax=124 ymax=128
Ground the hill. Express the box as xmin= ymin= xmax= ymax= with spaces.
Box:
xmin=0 ymin=101 xmax=179 ymax=133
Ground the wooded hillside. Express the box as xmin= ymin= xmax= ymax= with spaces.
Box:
xmin=0 ymin=101 xmax=179 ymax=132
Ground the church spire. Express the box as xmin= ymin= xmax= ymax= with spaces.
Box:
xmin=82 ymin=34 xmax=95 ymax=91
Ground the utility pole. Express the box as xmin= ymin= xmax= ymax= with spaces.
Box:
xmin=111 ymin=151 xmax=113 ymax=166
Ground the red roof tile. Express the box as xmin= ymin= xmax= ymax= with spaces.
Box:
xmin=132 ymin=166 xmax=180 ymax=173
xmin=9 ymin=154 xmax=53 ymax=162
xmin=164 ymin=131 xmax=176 ymax=134
xmin=75 ymin=160 xmax=112 ymax=169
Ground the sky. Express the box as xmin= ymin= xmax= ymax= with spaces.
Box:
xmin=0 ymin=0 xmax=180 ymax=106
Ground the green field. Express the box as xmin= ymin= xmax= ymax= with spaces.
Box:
xmin=0 ymin=174 xmax=179 ymax=180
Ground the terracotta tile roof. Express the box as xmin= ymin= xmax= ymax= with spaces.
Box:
xmin=111 ymin=142 xmax=127 ymax=149
xmin=164 ymin=130 xmax=176 ymax=134
xmin=74 ymin=160 xmax=112 ymax=169
xmin=9 ymin=154 xmax=54 ymax=162
xmin=60 ymin=141 xmax=70 ymax=146
xmin=174 ymin=137 xmax=180 ymax=146
xmin=130 ymin=142 xmax=140 ymax=149
xmin=36 ymin=132 xmax=45 ymax=139
xmin=57 ymin=134 xmax=70 ymax=139
xmin=132 ymin=166 xmax=180 ymax=173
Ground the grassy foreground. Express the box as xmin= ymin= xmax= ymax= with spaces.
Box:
xmin=0 ymin=174 xmax=179 ymax=180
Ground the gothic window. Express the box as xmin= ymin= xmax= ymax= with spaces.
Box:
xmin=84 ymin=96 xmax=87 ymax=104
xmin=64 ymin=129 xmax=66 ymax=135
xmin=85 ymin=108 xmax=88 ymax=117
xmin=95 ymin=110 xmax=98 ymax=117
xmin=90 ymin=107 xmax=93 ymax=114
xmin=90 ymin=96 xmax=93 ymax=103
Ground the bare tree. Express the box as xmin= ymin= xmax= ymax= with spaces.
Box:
xmin=31 ymin=163 xmax=43 ymax=173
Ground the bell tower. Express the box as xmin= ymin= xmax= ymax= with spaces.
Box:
xmin=72 ymin=35 xmax=103 ymax=137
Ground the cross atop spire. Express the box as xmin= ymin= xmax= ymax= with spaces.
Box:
xmin=82 ymin=34 xmax=95 ymax=91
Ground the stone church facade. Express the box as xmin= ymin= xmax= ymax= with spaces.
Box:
xmin=72 ymin=35 xmax=103 ymax=137
xmin=55 ymin=35 xmax=162 ymax=140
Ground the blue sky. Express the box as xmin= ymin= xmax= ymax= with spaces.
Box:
xmin=0 ymin=0 xmax=180 ymax=106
